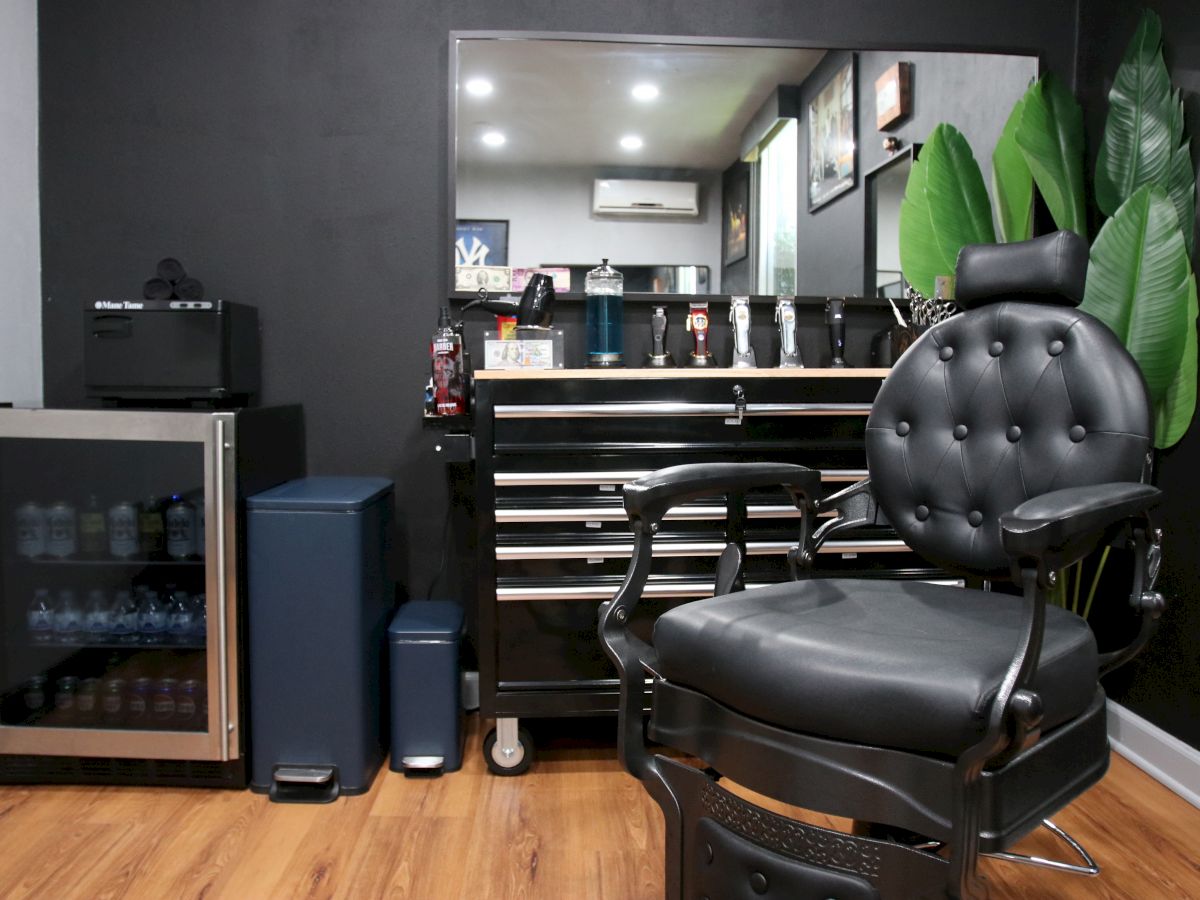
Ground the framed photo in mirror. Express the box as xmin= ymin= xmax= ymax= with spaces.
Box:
xmin=807 ymin=57 xmax=857 ymax=211
xmin=455 ymin=219 xmax=509 ymax=267
xmin=723 ymin=171 xmax=749 ymax=265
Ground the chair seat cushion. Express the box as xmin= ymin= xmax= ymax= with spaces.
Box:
xmin=652 ymin=578 xmax=1098 ymax=757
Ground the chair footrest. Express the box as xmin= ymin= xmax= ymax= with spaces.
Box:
xmin=984 ymin=818 xmax=1100 ymax=877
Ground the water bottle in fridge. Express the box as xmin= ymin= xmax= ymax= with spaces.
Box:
xmin=27 ymin=588 xmax=54 ymax=643
xmin=84 ymin=588 xmax=111 ymax=642
xmin=109 ymin=589 xmax=139 ymax=644
xmin=52 ymin=589 xmax=83 ymax=644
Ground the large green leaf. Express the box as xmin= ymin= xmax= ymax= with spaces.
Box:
xmin=923 ymin=124 xmax=996 ymax=265
xmin=899 ymin=124 xmax=994 ymax=297
xmin=1094 ymin=9 xmax=1178 ymax=217
xmin=899 ymin=129 xmax=947 ymax=297
xmin=1166 ymin=130 xmax=1196 ymax=259
xmin=1016 ymin=73 xmax=1088 ymax=238
xmin=1154 ymin=270 xmax=1198 ymax=448
xmin=1080 ymin=185 xmax=1191 ymax=405
xmin=993 ymin=93 xmax=1033 ymax=242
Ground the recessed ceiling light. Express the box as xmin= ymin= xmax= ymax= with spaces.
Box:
xmin=619 ymin=135 xmax=644 ymax=151
xmin=465 ymin=78 xmax=494 ymax=97
xmin=481 ymin=130 xmax=506 ymax=147
xmin=631 ymin=83 xmax=659 ymax=102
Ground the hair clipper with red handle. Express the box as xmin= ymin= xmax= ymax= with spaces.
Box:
xmin=685 ymin=301 xmax=715 ymax=367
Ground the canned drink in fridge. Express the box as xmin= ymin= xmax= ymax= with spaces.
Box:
xmin=14 ymin=502 xmax=47 ymax=558
xmin=101 ymin=677 xmax=126 ymax=726
xmin=165 ymin=496 xmax=196 ymax=560
xmin=54 ymin=676 xmax=79 ymax=722
xmin=152 ymin=678 xmax=178 ymax=724
xmin=125 ymin=677 xmax=152 ymax=726
xmin=22 ymin=675 xmax=48 ymax=714
xmin=175 ymin=679 xmax=201 ymax=727
xmin=45 ymin=501 xmax=78 ymax=559
xmin=108 ymin=502 xmax=139 ymax=559
xmin=76 ymin=677 xmax=101 ymax=725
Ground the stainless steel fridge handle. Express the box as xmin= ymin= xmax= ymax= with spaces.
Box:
xmin=215 ymin=417 xmax=231 ymax=761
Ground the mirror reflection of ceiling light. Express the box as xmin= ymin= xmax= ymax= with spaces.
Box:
xmin=465 ymin=77 xmax=494 ymax=97
xmin=481 ymin=130 xmax=506 ymax=147
xmin=619 ymin=135 xmax=644 ymax=151
xmin=631 ymin=83 xmax=659 ymax=102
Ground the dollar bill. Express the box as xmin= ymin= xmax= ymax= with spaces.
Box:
xmin=484 ymin=339 xmax=554 ymax=370
xmin=456 ymin=265 xmax=512 ymax=292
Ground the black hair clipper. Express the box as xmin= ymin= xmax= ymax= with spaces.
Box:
xmin=645 ymin=306 xmax=675 ymax=367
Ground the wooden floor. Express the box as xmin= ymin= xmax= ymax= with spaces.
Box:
xmin=0 ymin=715 xmax=1197 ymax=899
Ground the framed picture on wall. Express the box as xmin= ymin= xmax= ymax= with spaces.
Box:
xmin=723 ymin=172 xmax=750 ymax=265
xmin=807 ymin=58 xmax=857 ymax=211
xmin=455 ymin=219 xmax=509 ymax=266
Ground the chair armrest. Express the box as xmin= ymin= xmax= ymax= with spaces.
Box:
xmin=1000 ymin=482 xmax=1161 ymax=571
xmin=623 ymin=462 xmax=822 ymax=526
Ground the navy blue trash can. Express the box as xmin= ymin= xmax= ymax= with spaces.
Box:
xmin=246 ymin=476 xmax=394 ymax=802
xmin=388 ymin=601 xmax=464 ymax=775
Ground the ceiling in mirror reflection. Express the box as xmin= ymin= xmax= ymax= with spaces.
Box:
xmin=456 ymin=40 xmax=825 ymax=169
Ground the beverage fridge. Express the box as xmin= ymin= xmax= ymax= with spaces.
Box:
xmin=0 ymin=406 xmax=303 ymax=787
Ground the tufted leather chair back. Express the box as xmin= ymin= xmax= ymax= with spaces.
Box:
xmin=865 ymin=233 xmax=1153 ymax=578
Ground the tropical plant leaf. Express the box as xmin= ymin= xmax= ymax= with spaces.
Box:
xmin=1080 ymin=185 xmax=1191 ymax=405
xmin=1154 ymin=270 xmax=1198 ymax=448
xmin=993 ymin=94 xmax=1033 ymax=242
xmin=1166 ymin=135 xmax=1196 ymax=259
xmin=1016 ymin=73 xmax=1088 ymax=238
xmin=923 ymin=124 xmax=996 ymax=268
xmin=1094 ymin=9 xmax=1177 ymax=217
xmin=899 ymin=129 xmax=949 ymax=298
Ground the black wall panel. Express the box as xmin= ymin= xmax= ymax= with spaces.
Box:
xmin=37 ymin=4 xmax=1080 ymax=610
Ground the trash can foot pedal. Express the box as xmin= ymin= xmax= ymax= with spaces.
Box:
xmin=400 ymin=755 xmax=446 ymax=777
xmin=269 ymin=765 xmax=340 ymax=803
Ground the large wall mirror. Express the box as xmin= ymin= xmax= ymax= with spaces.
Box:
xmin=451 ymin=34 xmax=1038 ymax=297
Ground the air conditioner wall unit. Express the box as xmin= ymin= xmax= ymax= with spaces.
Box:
xmin=592 ymin=179 xmax=700 ymax=217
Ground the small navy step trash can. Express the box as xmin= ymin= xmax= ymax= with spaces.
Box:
xmin=247 ymin=476 xmax=394 ymax=802
xmin=389 ymin=601 xmax=464 ymax=775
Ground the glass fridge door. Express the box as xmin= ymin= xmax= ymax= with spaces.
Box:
xmin=0 ymin=410 xmax=234 ymax=761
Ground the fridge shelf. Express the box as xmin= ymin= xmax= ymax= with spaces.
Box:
xmin=27 ymin=640 xmax=207 ymax=651
xmin=13 ymin=558 xmax=204 ymax=568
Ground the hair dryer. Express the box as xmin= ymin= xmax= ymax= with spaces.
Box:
xmin=462 ymin=273 xmax=555 ymax=327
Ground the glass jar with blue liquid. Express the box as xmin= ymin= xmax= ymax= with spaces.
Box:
xmin=585 ymin=258 xmax=624 ymax=367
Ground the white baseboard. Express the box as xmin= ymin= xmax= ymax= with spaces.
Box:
xmin=1107 ymin=700 xmax=1200 ymax=809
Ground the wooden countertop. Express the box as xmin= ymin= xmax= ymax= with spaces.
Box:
xmin=474 ymin=368 xmax=891 ymax=380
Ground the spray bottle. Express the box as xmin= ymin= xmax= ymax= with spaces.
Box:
xmin=430 ymin=306 xmax=466 ymax=416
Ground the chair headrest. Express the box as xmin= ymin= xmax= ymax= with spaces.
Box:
xmin=954 ymin=231 xmax=1088 ymax=310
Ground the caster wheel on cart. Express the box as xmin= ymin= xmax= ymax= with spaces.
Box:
xmin=484 ymin=725 xmax=534 ymax=776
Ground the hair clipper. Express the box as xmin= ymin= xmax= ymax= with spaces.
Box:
xmin=825 ymin=298 xmax=848 ymax=368
xmin=775 ymin=297 xmax=802 ymax=368
xmin=685 ymin=301 xmax=715 ymax=367
xmin=729 ymin=297 xmax=757 ymax=368
xmin=645 ymin=306 xmax=675 ymax=367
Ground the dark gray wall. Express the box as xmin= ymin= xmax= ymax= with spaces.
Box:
xmin=1077 ymin=0 xmax=1200 ymax=750
xmin=794 ymin=49 xmax=1039 ymax=296
xmin=37 ymin=2 xmax=1082 ymax=610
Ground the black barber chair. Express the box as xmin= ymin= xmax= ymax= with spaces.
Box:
xmin=600 ymin=231 xmax=1166 ymax=899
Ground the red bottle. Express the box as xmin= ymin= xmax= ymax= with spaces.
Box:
xmin=430 ymin=307 xmax=466 ymax=416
